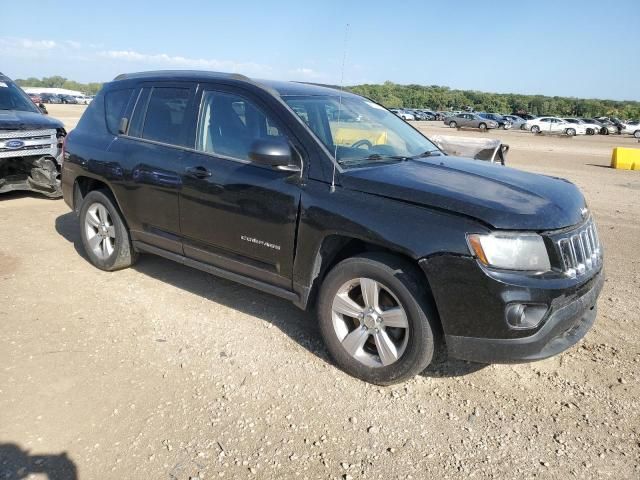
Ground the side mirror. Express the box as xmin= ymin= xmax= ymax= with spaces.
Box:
xmin=248 ymin=138 xmax=299 ymax=171
xmin=39 ymin=104 xmax=48 ymax=115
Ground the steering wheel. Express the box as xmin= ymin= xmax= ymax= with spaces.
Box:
xmin=351 ymin=139 xmax=373 ymax=149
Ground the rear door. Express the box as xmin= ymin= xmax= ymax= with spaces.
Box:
xmin=178 ymin=85 xmax=303 ymax=288
xmin=112 ymin=82 xmax=195 ymax=253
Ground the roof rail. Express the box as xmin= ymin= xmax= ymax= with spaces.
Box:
xmin=112 ymin=70 xmax=253 ymax=82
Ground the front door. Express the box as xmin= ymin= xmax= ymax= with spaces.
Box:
xmin=179 ymin=87 xmax=302 ymax=288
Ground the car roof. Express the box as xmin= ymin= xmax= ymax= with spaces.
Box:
xmin=111 ymin=70 xmax=354 ymax=98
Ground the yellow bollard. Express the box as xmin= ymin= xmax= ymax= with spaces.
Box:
xmin=611 ymin=147 xmax=640 ymax=170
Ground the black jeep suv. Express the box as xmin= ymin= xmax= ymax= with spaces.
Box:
xmin=62 ymin=71 xmax=604 ymax=384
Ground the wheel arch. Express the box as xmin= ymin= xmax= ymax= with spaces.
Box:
xmin=299 ymin=234 xmax=443 ymax=332
xmin=73 ymin=176 xmax=130 ymax=232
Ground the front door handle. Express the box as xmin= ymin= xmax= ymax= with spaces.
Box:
xmin=185 ymin=166 xmax=212 ymax=179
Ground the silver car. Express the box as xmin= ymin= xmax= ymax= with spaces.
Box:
xmin=444 ymin=113 xmax=499 ymax=131
xmin=503 ymin=115 xmax=527 ymax=130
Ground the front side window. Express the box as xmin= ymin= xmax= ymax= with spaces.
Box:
xmin=283 ymin=95 xmax=438 ymax=168
xmin=141 ymin=87 xmax=190 ymax=146
xmin=196 ymin=91 xmax=284 ymax=161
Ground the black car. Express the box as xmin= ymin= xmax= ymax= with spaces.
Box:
xmin=62 ymin=71 xmax=604 ymax=385
xmin=59 ymin=94 xmax=78 ymax=104
xmin=0 ymin=73 xmax=66 ymax=197
xmin=40 ymin=93 xmax=62 ymax=104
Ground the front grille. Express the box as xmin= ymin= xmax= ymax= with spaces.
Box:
xmin=554 ymin=218 xmax=602 ymax=278
xmin=0 ymin=129 xmax=58 ymax=159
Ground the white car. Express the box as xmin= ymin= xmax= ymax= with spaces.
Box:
xmin=564 ymin=118 xmax=600 ymax=136
xmin=525 ymin=117 xmax=586 ymax=136
xmin=73 ymin=95 xmax=93 ymax=105
xmin=389 ymin=109 xmax=415 ymax=121
xmin=620 ymin=121 xmax=640 ymax=138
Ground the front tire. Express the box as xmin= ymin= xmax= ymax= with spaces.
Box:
xmin=531 ymin=125 xmax=540 ymax=134
xmin=478 ymin=123 xmax=487 ymax=131
xmin=634 ymin=130 xmax=640 ymax=139
xmin=566 ymin=128 xmax=576 ymax=136
xmin=79 ymin=189 xmax=137 ymax=271
xmin=448 ymin=121 xmax=457 ymax=128
xmin=317 ymin=253 xmax=437 ymax=385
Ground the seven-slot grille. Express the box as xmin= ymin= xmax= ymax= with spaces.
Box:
xmin=555 ymin=218 xmax=602 ymax=278
xmin=0 ymin=129 xmax=58 ymax=159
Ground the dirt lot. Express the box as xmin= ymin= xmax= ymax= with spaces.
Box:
xmin=1 ymin=106 xmax=639 ymax=479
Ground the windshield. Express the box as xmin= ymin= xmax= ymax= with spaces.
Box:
xmin=0 ymin=80 xmax=40 ymax=113
xmin=283 ymin=95 xmax=439 ymax=167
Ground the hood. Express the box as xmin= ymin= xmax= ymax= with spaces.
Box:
xmin=340 ymin=156 xmax=586 ymax=230
xmin=0 ymin=110 xmax=64 ymax=131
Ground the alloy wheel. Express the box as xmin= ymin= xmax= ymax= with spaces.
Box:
xmin=85 ymin=202 xmax=116 ymax=260
xmin=331 ymin=277 xmax=409 ymax=368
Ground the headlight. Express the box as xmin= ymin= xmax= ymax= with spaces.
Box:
xmin=467 ymin=233 xmax=551 ymax=271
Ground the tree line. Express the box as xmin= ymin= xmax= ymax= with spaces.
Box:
xmin=348 ymin=81 xmax=640 ymax=119
xmin=14 ymin=76 xmax=103 ymax=95
xmin=14 ymin=76 xmax=640 ymax=119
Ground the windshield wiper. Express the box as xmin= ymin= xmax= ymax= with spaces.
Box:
xmin=410 ymin=149 xmax=442 ymax=159
xmin=339 ymin=154 xmax=408 ymax=167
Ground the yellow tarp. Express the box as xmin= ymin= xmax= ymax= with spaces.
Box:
xmin=331 ymin=125 xmax=388 ymax=147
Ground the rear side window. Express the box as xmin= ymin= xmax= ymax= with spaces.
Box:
xmin=141 ymin=87 xmax=190 ymax=146
xmin=105 ymin=88 xmax=133 ymax=134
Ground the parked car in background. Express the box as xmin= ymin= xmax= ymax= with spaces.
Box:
xmin=27 ymin=93 xmax=42 ymax=104
xmin=40 ymin=93 xmax=62 ymax=104
xmin=389 ymin=109 xmax=415 ymax=121
xmin=502 ymin=115 xmax=527 ymax=130
xmin=620 ymin=121 xmax=640 ymax=138
xmin=407 ymin=109 xmax=427 ymax=120
xmin=419 ymin=109 xmax=436 ymax=120
xmin=515 ymin=113 xmax=537 ymax=121
xmin=478 ymin=113 xmax=512 ymax=130
xmin=59 ymin=94 xmax=78 ymax=104
xmin=445 ymin=113 xmax=498 ymax=131
xmin=564 ymin=118 xmax=599 ymax=136
xmin=73 ymin=95 xmax=93 ymax=105
xmin=594 ymin=118 xmax=619 ymax=135
xmin=525 ymin=117 xmax=586 ymax=136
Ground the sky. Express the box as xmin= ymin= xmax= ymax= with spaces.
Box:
xmin=1 ymin=0 xmax=639 ymax=100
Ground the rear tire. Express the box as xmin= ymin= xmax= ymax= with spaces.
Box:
xmin=634 ymin=130 xmax=640 ymax=139
xmin=317 ymin=253 xmax=437 ymax=385
xmin=79 ymin=189 xmax=137 ymax=271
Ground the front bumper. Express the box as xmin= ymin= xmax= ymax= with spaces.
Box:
xmin=421 ymin=255 xmax=604 ymax=364
xmin=445 ymin=270 xmax=603 ymax=363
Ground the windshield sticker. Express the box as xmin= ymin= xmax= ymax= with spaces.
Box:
xmin=364 ymin=101 xmax=385 ymax=110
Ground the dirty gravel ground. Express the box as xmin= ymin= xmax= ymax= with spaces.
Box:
xmin=1 ymin=107 xmax=639 ymax=479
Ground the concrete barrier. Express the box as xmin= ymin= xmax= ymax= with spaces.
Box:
xmin=611 ymin=147 xmax=640 ymax=170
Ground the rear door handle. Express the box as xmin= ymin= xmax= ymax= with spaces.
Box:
xmin=185 ymin=166 xmax=212 ymax=179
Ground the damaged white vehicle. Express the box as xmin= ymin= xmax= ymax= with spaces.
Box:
xmin=0 ymin=73 xmax=66 ymax=198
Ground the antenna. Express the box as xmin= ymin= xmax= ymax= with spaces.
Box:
xmin=331 ymin=23 xmax=350 ymax=193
